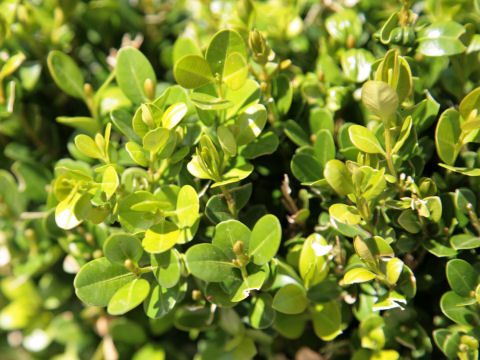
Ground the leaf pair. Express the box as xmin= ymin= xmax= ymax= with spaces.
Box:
xmin=174 ymin=29 xmax=248 ymax=91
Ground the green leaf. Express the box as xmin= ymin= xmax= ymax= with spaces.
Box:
xmin=229 ymin=269 xmax=267 ymax=302
xmin=118 ymin=191 xmax=159 ymax=233
xmin=422 ymin=239 xmax=458 ymax=257
xmin=174 ymin=55 xmax=214 ymax=89
xmin=459 ymin=87 xmax=480 ymax=120
xmin=311 ymin=302 xmax=342 ymax=341
xmin=143 ymin=128 xmax=171 ymax=153
xmin=176 ymin=185 xmax=199 ymax=228
xmin=298 ymin=233 xmax=329 ymax=287
xmin=103 ymin=233 xmax=143 ymax=265
xmin=243 ymin=131 xmax=279 ymax=159
xmin=249 ymin=293 xmax=275 ymax=329
xmin=116 ymin=46 xmax=156 ymax=103
xmin=249 ymin=214 xmax=281 ymax=265
xmin=446 ymin=259 xmax=477 ymax=297
xmin=143 ymin=220 xmax=180 ymax=254
xmin=236 ymin=104 xmax=267 ymax=146
xmin=223 ymin=52 xmax=248 ymax=90
xmin=361 ymin=81 xmax=399 ymax=119
xmin=435 ymin=109 xmax=462 ymax=165
xmin=126 ymin=141 xmax=149 ymax=167
xmin=190 ymin=92 xmax=233 ymax=110
xmin=393 ymin=116 xmax=413 ymax=153
xmin=212 ymin=220 xmax=251 ymax=260
xmin=161 ymin=102 xmax=187 ymax=129
xmin=329 ymin=203 xmax=362 ymax=225
xmin=324 ymin=159 xmax=354 ymax=196
xmin=341 ymin=49 xmax=375 ymax=83
xmin=217 ymin=125 xmax=237 ymax=156
xmin=212 ymin=163 xmax=254 ymax=188
xmin=110 ymin=109 xmax=141 ymax=142
xmin=284 ymin=120 xmax=310 ymax=147
xmin=107 ymin=278 xmax=150 ymax=315
xmin=101 ymin=165 xmax=118 ymax=200
xmin=47 ymin=51 xmax=85 ymax=99
xmin=418 ymin=21 xmax=466 ymax=57
xmin=144 ymin=282 xmax=186 ymax=319
xmin=206 ymin=29 xmax=247 ymax=79
xmin=151 ymin=249 xmax=181 ymax=288
xmin=272 ymin=283 xmax=308 ymax=314
xmin=385 ymin=258 xmax=404 ymax=285
xmin=272 ymin=74 xmax=293 ymax=115
xmin=291 ymin=152 xmax=324 ymax=183
xmin=57 ymin=116 xmax=99 ymax=136
xmin=74 ymin=257 xmax=136 ymax=306
xmin=185 ymin=244 xmax=237 ymax=282
xmin=343 ymin=268 xmax=376 ymax=284
xmin=450 ymin=234 xmax=480 ymax=250
xmin=274 ymin=313 xmax=306 ymax=339
xmin=349 ymin=125 xmax=385 ymax=154
xmin=55 ymin=192 xmax=90 ymax=230
xmin=74 ymin=134 xmax=104 ymax=160
xmin=314 ymin=130 xmax=336 ymax=167
xmin=439 ymin=164 xmax=480 ymax=176
xmin=0 ymin=52 xmax=25 ymax=79
xmin=307 ymin=280 xmax=341 ymax=303
xmin=440 ymin=291 xmax=479 ymax=326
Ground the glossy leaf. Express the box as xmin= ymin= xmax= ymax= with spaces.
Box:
xmin=343 ymin=268 xmax=376 ymax=284
xmin=446 ymin=259 xmax=477 ymax=297
xmin=185 ymin=244 xmax=236 ymax=282
xmin=174 ymin=55 xmax=214 ymax=89
xmin=324 ymin=159 xmax=354 ymax=196
xmin=361 ymin=81 xmax=399 ymax=119
xmin=143 ymin=220 xmax=180 ymax=254
xmin=206 ymin=29 xmax=247 ymax=79
xmin=212 ymin=220 xmax=251 ymax=260
xmin=435 ymin=109 xmax=462 ymax=165
xmin=116 ymin=46 xmax=156 ymax=103
xmin=74 ymin=257 xmax=136 ymax=306
xmin=101 ymin=165 xmax=118 ymax=199
xmin=103 ymin=233 xmax=143 ymax=265
xmin=47 ymin=51 xmax=85 ymax=99
xmin=107 ymin=278 xmax=150 ymax=315
xmin=272 ymin=283 xmax=308 ymax=314
xmin=311 ymin=302 xmax=342 ymax=341
xmin=249 ymin=215 xmax=281 ymax=265
xmin=349 ymin=125 xmax=385 ymax=155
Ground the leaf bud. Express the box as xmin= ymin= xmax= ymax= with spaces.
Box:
xmin=346 ymin=34 xmax=356 ymax=49
xmin=233 ymin=241 xmax=245 ymax=256
xmin=249 ymin=29 xmax=272 ymax=65
xmin=84 ymin=83 xmax=93 ymax=97
xmin=144 ymin=78 xmax=155 ymax=100
xmin=141 ymin=104 xmax=155 ymax=128
xmin=192 ymin=289 xmax=203 ymax=301
xmin=124 ymin=259 xmax=136 ymax=272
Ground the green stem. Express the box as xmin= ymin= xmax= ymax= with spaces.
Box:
xmin=221 ymin=185 xmax=237 ymax=217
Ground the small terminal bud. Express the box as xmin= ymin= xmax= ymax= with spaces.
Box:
xmin=84 ymin=83 xmax=93 ymax=97
xmin=249 ymin=29 xmax=272 ymax=65
xmin=232 ymin=259 xmax=240 ymax=267
xmin=93 ymin=249 xmax=103 ymax=259
xmin=124 ymin=259 xmax=136 ymax=272
xmin=280 ymin=59 xmax=291 ymax=70
xmin=233 ymin=241 xmax=245 ymax=256
xmin=192 ymin=289 xmax=203 ymax=301
xmin=144 ymin=78 xmax=155 ymax=100
xmin=346 ymin=34 xmax=356 ymax=49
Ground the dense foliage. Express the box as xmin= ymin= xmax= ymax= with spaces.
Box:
xmin=3 ymin=0 xmax=480 ymax=359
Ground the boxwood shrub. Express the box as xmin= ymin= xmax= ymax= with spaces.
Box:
xmin=2 ymin=0 xmax=480 ymax=359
